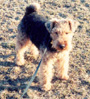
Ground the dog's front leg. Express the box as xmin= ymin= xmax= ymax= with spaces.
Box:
xmin=39 ymin=52 xmax=55 ymax=91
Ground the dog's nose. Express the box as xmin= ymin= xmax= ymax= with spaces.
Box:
xmin=59 ymin=44 xmax=65 ymax=49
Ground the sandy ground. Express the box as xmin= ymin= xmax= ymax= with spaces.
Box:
xmin=0 ymin=0 xmax=90 ymax=99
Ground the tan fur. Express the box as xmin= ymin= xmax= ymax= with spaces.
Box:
xmin=39 ymin=52 xmax=56 ymax=91
xmin=30 ymin=43 xmax=39 ymax=59
xmin=39 ymin=50 xmax=70 ymax=91
xmin=55 ymin=51 xmax=69 ymax=80
xmin=16 ymin=32 xmax=30 ymax=65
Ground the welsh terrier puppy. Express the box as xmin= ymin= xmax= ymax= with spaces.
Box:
xmin=16 ymin=3 xmax=79 ymax=91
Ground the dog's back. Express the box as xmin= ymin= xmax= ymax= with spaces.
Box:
xmin=19 ymin=3 xmax=53 ymax=50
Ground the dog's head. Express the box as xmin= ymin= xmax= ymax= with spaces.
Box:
xmin=45 ymin=18 xmax=79 ymax=51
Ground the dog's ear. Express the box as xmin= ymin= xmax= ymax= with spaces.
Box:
xmin=45 ymin=19 xmax=58 ymax=33
xmin=68 ymin=19 xmax=79 ymax=32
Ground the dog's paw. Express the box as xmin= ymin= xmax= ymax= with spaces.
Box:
xmin=41 ymin=83 xmax=52 ymax=91
xmin=59 ymin=75 xmax=69 ymax=80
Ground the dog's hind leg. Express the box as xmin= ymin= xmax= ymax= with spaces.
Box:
xmin=16 ymin=32 xmax=30 ymax=65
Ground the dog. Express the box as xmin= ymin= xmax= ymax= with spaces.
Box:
xmin=16 ymin=3 xmax=79 ymax=91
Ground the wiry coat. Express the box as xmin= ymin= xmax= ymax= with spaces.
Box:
xmin=19 ymin=7 xmax=57 ymax=52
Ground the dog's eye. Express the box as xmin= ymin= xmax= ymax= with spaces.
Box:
xmin=66 ymin=32 xmax=68 ymax=34
xmin=55 ymin=32 xmax=58 ymax=35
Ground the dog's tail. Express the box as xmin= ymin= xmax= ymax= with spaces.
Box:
xmin=25 ymin=3 xmax=40 ymax=16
